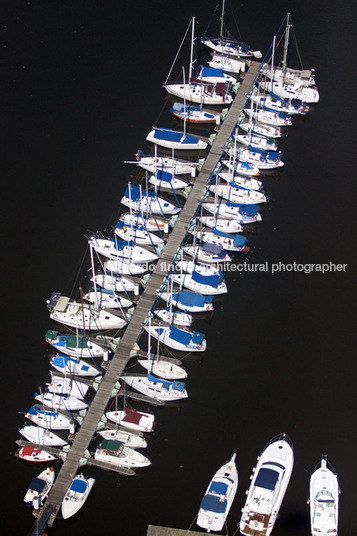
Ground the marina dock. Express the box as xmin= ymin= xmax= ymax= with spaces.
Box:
xmin=28 ymin=61 xmax=259 ymax=535
xmin=147 ymin=526 xmax=208 ymax=536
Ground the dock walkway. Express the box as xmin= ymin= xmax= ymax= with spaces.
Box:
xmin=28 ymin=61 xmax=259 ymax=535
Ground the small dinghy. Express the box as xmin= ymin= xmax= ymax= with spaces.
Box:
xmin=122 ymin=373 xmax=188 ymax=402
xmin=19 ymin=424 xmax=68 ymax=447
xmin=197 ymin=451 xmax=238 ymax=532
xmin=24 ymin=467 xmax=55 ymax=509
xmin=94 ymin=439 xmax=151 ymax=468
xmin=15 ymin=445 xmax=58 ymax=463
xmin=98 ymin=429 xmax=148 ymax=449
xmin=25 ymin=405 xmax=73 ymax=431
xmin=106 ymin=408 xmax=155 ymax=433
xmin=144 ymin=324 xmax=207 ymax=352
xmin=50 ymin=354 xmax=100 ymax=377
xmin=35 ymin=392 xmax=88 ymax=412
xmin=45 ymin=329 xmax=105 ymax=359
xmin=159 ymin=290 xmax=214 ymax=313
xmin=309 ymin=455 xmax=340 ymax=536
xmin=62 ymin=474 xmax=95 ymax=519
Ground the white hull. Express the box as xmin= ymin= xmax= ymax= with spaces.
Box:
xmin=175 ymin=260 xmax=221 ymax=276
xmin=183 ymin=245 xmax=232 ymax=264
xmin=25 ymin=406 xmax=73 ymax=430
xmin=217 ymin=171 xmax=263 ymax=190
xmin=201 ymin=38 xmax=261 ymax=59
xmin=244 ymin=108 xmax=292 ymax=127
xmin=106 ymin=409 xmax=155 ymax=432
xmin=261 ymin=80 xmax=319 ymax=103
xmin=240 ymin=435 xmax=294 ymax=536
xmin=24 ymin=467 xmax=55 ymax=507
xmin=50 ymin=354 xmax=100 ymax=377
xmin=121 ymin=194 xmax=181 ymax=216
xmin=94 ymin=443 xmax=151 ymax=468
xmin=137 ymin=358 xmax=187 ymax=380
xmin=20 ymin=425 xmax=68 ymax=447
xmin=125 ymin=156 xmax=198 ymax=176
xmin=154 ymin=308 xmax=192 ymax=327
xmin=202 ymin=202 xmax=262 ymax=223
xmin=62 ymin=475 xmax=95 ymax=519
xmin=239 ymin=121 xmax=283 ymax=138
xmin=15 ymin=445 xmax=57 ymax=463
xmin=194 ymin=231 xmax=248 ymax=253
xmin=144 ymin=325 xmax=206 ymax=352
xmin=146 ymin=128 xmax=208 ymax=150
xmin=50 ymin=301 xmax=126 ymax=331
xmin=198 ymin=216 xmax=243 ymax=234
xmin=149 ymin=175 xmax=188 ymax=192
xmin=208 ymin=53 xmax=246 ymax=74
xmin=261 ymin=64 xmax=316 ymax=87
xmin=197 ymin=452 xmax=238 ymax=532
xmin=164 ymin=83 xmax=233 ymax=106
xmin=159 ymin=291 xmax=214 ymax=313
xmin=91 ymin=273 xmax=136 ymax=293
xmin=309 ymin=457 xmax=339 ymax=536
xmin=236 ymin=134 xmax=278 ymax=151
xmin=47 ymin=375 xmax=89 ymax=399
xmin=84 ymin=290 xmax=133 ymax=309
xmin=171 ymin=273 xmax=227 ymax=295
xmin=115 ymin=225 xmax=164 ymax=245
xmin=209 ymin=184 xmax=267 ymax=204
xmin=98 ymin=429 xmax=148 ymax=449
xmin=89 ymin=236 xmax=158 ymax=263
xmin=122 ymin=375 xmax=188 ymax=402
xmin=104 ymin=259 xmax=146 ymax=275
xmin=250 ymin=93 xmax=308 ymax=115
xmin=35 ymin=392 xmax=88 ymax=412
xmin=46 ymin=331 xmax=105 ymax=358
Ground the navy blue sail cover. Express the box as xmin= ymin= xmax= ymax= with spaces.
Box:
xmin=29 ymin=477 xmax=47 ymax=493
xmin=254 ymin=468 xmax=279 ymax=490
xmin=70 ymin=479 xmax=88 ymax=493
xmin=169 ymin=325 xmax=192 ymax=345
xmin=200 ymin=494 xmax=227 ymax=513
xmin=173 ymin=291 xmax=213 ymax=307
xmin=191 ymin=270 xmax=221 ymax=287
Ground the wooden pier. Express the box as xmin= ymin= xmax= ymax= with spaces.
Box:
xmin=28 ymin=61 xmax=259 ymax=535
xmin=147 ymin=526 xmax=208 ymax=536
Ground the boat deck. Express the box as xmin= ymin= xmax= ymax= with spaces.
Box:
xmin=27 ymin=60 xmax=260 ymax=535
xmin=241 ymin=512 xmax=270 ymax=536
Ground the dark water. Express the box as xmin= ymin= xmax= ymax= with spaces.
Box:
xmin=3 ymin=1 xmax=356 ymax=534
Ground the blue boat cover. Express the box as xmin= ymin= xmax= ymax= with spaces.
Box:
xmin=155 ymin=169 xmax=173 ymax=183
xmin=240 ymin=161 xmax=253 ymax=169
xmin=123 ymin=184 xmax=156 ymax=200
xmin=191 ymin=270 xmax=221 ymax=287
xmin=148 ymin=372 xmax=185 ymax=391
xmin=247 ymin=145 xmax=280 ymax=159
xmin=209 ymin=481 xmax=228 ymax=495
xmin=202 ymin=242 xmax=224 ymax=256
xmin=70 ymin=479 xmax=88 ymax=493
xmin=192 ymin=331 xmax=205 ymax=345
xmin=172 ymin=102 xmax=200 ymax=112
xmin=169 ymin=325 xmax=192 ymax=345
xmin=212 ymin=227 xmax=233 ymax=239
xmin=197 ymin=66 xmax=226 ymax=79
xmin=28 ymin=406 xmax=57 ymax=418
xmin=172 ymin=291 xmax=213 ymax=307
xmin=108 ymin=238 xmax=134 ymax=249
xmin=200 ymin=494 xmax=227 ymax=513
xmin=254 ymin=467 xmax=279 ymax=491
xmin=154 ymin=129 xmax=183 ymax=142
xmin=29 ymin=477 xmax=47 ymax=493
xmin=233 ymin=235 xmax=248 ymax=246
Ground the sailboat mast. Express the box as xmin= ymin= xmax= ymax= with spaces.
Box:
xmin=89 ymin=243 xmax=99 ymax=312
xmin=270 ymin=35 xmax=276 ymax=93
xmin=282 ymin=13 xmax=291 ymax=77
xmin=220 ymin=0 xmax=226 ymax=45
xmin=189 ymin=16 xmax=196 ymax=81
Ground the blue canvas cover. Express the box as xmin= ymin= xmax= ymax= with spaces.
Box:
xmin=108 ymin=238 xmax=133 ymax=250
xmin=233 ymin=235 xmax=247 ymax=247
xmin=123 ymin=183 xmax=141 ymax=200
xmin=254 ymin=467 xmax=279 ymax=491
xmin=191 ymin=270 xmax=220 ymax=287
xmin=148 ymin=373 xmax=185 ymax=391
xmin=28 ymin=406 xmax=56 ymax=418
xmin=29 ymin=477 xmax=47 ymax=493
xmin=198 ymin=66 xmax=225 ymax=79
xmin=240 ymin=161 xmax=253 ymax=169
xmin=155 ymin=169 xmax=173 ymax=183
xmin=209 ymin=481 xmax=228 ymax=495
xmin=70 ymin=479 xmax=88 ymax=493
xmin=172 ymin=102 xmax=200 ymax=112
xmin=202 ymin=242 xmax=224 ymax=256
xmin=173 ymin=291 xmax=213 ymax=307
xmin=200 ymin=494 xmax=227 ymax=513
xmin=192 ymin=331 xmax=205 ymax=345
xmin=212 ymin=227 xmax=234 ymax=239
xmin=154 ymin=128 xmax=182 ymax=142
xmin=169 ymin=325 xmax=192 ymax=345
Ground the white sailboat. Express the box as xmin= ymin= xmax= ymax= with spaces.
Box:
xmin=114 ymin=220 xmax=164 ymax=245
xmin=34 ymin=391 xmax=88 ymax=412
xmin=84 ymin=288 xmax=134 ymax=309
xmin=46 ymin=374 xmax=90 ymax=399
xmin=309 ymin=455 xmax=340 ymax=536
xmin=45 ymin=329 xmax=105 ymax=358
xmin=50 ymin=354 xmax=101 ymax=377
xmin=207 ymin=53 xmax=246 ymax=75
xmin=121 ymin=183 xmax=181 ymax=216
xmin=171 ymin=271 xmax=227 ymax=295
xmin=19 ymin=424 xmax=68 ymax=447
xmin=197 ymin=215 xmax=243 ymax=234
xmin=89 ymin=235 xmax=159 ymax=264
xmin=122 ymin=373 xmax=188 ymax=402
xmin=15 ymin=445 xmax=58 ymax=463
xmin=144 ymin=324 xmax=206 ymax=352
xmin=209 ymin=183 xmax=267 ymax=204
xmin=197 ymin=451 xmax=238 ymax=532
xmin=125 ymin=150 xmax=198 ymax=176
xmin=25 ymin=405 xmax=73 ymax=430
xmin=158 ymin=290 xmax=214 ymax=313
xmin=62 ymin=474 xmax=95 ymax=519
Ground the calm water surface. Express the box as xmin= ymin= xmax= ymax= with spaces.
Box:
xmin=2 ymin=1 xmax=356 ymax=534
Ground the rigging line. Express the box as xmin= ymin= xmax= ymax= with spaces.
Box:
xmin=69 ymin=243 xmax=90 ymax=299
xmin=203 ymin=2 xmax=220 ymax=36
xmin=226 ymin=0 xmax=243 ymax=42
xmin=290 ymin=26 xmax=304 ymax=70
xmin=164 ymin=18 xmax=192 ymax=85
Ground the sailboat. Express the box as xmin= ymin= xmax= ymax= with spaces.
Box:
xmin=45 ymin=329 xmax=105 ymax=358
xmin=158 ymin=289 xmax=214 ymax=313
xmin=46 ymin=374 xmax=90 ymax=399
xmin=125 ymin=150 xmax=198 ymax=176
xmin=25 ymin=405 xmax=73 ymax=430
xmin=164 ymin=17 xmax=233 ymax=106
xmin=197 ymin=216 xmax=243 ymax=234
xmin=50 ymin=353 xmax=101 ymax=377
xmin=171 ymin=102 xmax=221 ymax=125
xmin=114 ymin=220 xmax=165 ymax=245
xmin=34 ymin=391 xmax=88 ymax=412
xmin=194 ymin=228 xmax=250 ymax=253
xmin=239 ymin=121 xmax=283 ymax=139
xmin=171 ymin=269 xmax=228 ymax=295
xmin=209 ymin=183 xmax=267 ymax=204
xmin=202 ymin=201 xmax=262 ymax=224
xmin=309 ymin=455 xmax=340 ymax=536
xmin=19 ymin=424 xmax=68 ymax=447
xmin=207 ymin=53 xmax=246 ymax=76
xmin=240 ymin=434 xmax=294 ymax=536
xmin=144 ymin=324 xmax=206 ymax=352
xmin=196 ymin=451 xmax=238 ymax=532
xmin=200 ymin=0 xmax=262 ymax=59
xmin=146 ymin=126 xmax=208 ymax=151
xmin=15 ymin=445 xmax=59 ymax=463
xmin=88 ymin=235 xmax=159 ymax=263
xmin=61 ymin=474 xmax=95 ymax=519
xmin=84 ymin=287 xmax=134 ymax=309
xmin=137 ymin=356 xmax=187 ymax=380
xmin=122 ymin=373 xmax=188 ymax=402
xmin=47 ymin=291 xmax=126 ymax=331
xmin=121 ymin=183 xmax=181 ymax=216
